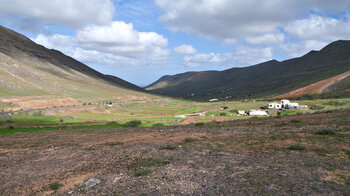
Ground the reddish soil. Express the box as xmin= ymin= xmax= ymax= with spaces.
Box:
xmin=271 ymin=71 xmax=350 ymax=99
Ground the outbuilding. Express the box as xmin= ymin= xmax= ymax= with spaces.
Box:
xmin=267 ymin=103 xmax=282 ymax=109
xmin=249 ymin=110 xmax=269 ymax=116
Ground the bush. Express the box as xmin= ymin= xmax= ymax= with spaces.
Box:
xmin=310 ymin=105 xmax=325 ymax=110
xmin=315 ymin=129 xmax=336 ymax=135
xmin=229 ymin=109 xmax=238 ymax=114
xmin=287 ymin=144 xmax=305 ymax=151
xmin=160 ymin=144 xmax=177 ymax=150
xmin=49 ymin=182 xmax=62 ymax=190
xmin=219 ymin=112 xmax=226 ymax=116
xmin=184 ymin=137 xmax=197 ymax=143
xmin=134 ymin=168 xmax=151 ymax=177
xmin=124 ymin=120 xmax=142 ymax=127
xmin=195 ymin=122 xmax=205 ymax=126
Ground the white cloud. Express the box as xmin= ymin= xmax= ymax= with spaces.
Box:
xmin=285 ymin=14 xmax=350 ymax=41
xmin=0 ymin=0 xmax=115 ymax=30
xmin=76 ymin=21 xmax=169 ymax=58
xmin=155 ymin=0 xmax=350 ymax=44
xmin=32 ymin=21 xmax=171 ymax=68
xmin=280 ymin=40 xmax=328 ymax=57
xmin=245 ymin=33 xmax=285 ymax=45
xmin=173 ymin=44 xmax=196 ymax=55
xmin=33 ymin=34 xmax=74 ymax=54
xmin=183 ymin=47 xmax=273 ymax=67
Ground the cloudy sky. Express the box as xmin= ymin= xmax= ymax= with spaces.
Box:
xmin=1 ymin=0 xmax=350 ymax=86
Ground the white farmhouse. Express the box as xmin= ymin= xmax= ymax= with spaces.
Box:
xmin=267 ymin=103 xmax=282 ymax=109
xmin=249 ymin=110 xmax=269 ymax=116
xmin=268 ymin=99 xmax=300 ymax=109
xmin=238 ymin=110 xmax=246 ymax=115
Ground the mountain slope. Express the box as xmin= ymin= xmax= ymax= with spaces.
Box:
xmin=147 ymin=40 xmax=350 ymax=100
xmin=0 ymin=25 xmax=146 ymax=99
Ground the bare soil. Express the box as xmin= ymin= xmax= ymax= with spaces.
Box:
xmin=1 ymin=109 xmax=349 ymax=195
xmin=271 ymin=71 xmax=350 ymax=99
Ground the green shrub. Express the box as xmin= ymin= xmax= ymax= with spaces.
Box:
xmin=288 ymin=144 xmax=305 ymax=151
xmin=124 ymin=120 xmax=142 ymax=127
xmin=229 ymin=109 xmax=238 ymax=114
xmin=310 ymin=105 xmax=325 ymax=110
xmin=160 ymin=144 xmax=177 ymax=150
xmin=134 ymin=168 xmax=151 ymax=177
xmin=315 ymin=129 xmax=336 ymax=135
xmin=219 ymin=112 xmax=226 ymax=116
xmin=184 ymin=137 xmax=197 ymax=143
xmin=49 ymin=182 xmax=62 ymax=190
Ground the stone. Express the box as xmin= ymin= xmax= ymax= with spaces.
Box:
xmin=85 ymin=178 xmax=101 ymax=188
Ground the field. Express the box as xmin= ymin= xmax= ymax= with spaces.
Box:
xmin=0 ymin=107 xmax=349 ymax=195
xmin=1 ymin=97 xmax=350 ymax=135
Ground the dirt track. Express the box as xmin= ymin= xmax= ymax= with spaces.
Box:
xmin=1 ymin=110 xmax=349 ymax=195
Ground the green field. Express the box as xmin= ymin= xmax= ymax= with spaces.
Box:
xmin=1 ymin=97 xmax=350 ymax=135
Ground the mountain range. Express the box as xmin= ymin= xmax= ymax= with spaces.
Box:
xmin=147 ymin=41 xmax=350 ymax=100
xmin=1 ymin=25 xmax=349 ymax=101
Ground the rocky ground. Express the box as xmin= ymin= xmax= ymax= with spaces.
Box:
xmin=0 ymin=109 xmax=349 ymax=195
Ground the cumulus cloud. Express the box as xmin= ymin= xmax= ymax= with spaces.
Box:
xmin=173 ymin=44 xmax=196 ymax=55
xmin=76 ymin=21 xmax=169 ymax=58
xmin=0 ymin=0 xmax=115 ymax=31
xmin=183 ymin=47 xmax=273 ymax=67
xmin=32 ymin=21 xmax=171 ymax=67
xmin=280 ymin=40 xmax=328 ymax=57
xmin=155 ymin=0 xmax=350 ymax=44
xmin=285 ymin=14 xmax=350 ymax=41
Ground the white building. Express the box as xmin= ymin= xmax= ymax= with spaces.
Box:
xmin=268 ymin=99 xmax=300 ymax=109
xmin=267 ymin=103 xmax=282 ymax=109
xmin=249 ymin=110 xmax=269 ymax=116
xmin=238 ymin=110 xmax=246 ymax=115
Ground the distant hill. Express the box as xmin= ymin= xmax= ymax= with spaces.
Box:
xmin=146 ymin=40 xmax=350 ymax=100
xmin=0 ymin=25 xmax=146 ymax=99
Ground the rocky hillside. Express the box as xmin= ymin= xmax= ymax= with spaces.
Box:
xmin=147 ymin=40 xmax=350 ymax=100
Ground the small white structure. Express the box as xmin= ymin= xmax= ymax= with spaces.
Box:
xmin=268 ymin=99 xmax=300 ymax=109
xmin=249 ymin=110 xmax=269 ymax=116
xmin=267 ymin=103 xmax=282 ymax=109
xmin=297 ymin=105 xmax=308 ymax=109
xmin=209 ymin=98 xmax=218 ymax=102
xmin=238 ymin=110 xmax=246 ymax=115
xmin=280 ymin=99 xmax=290 ymax=106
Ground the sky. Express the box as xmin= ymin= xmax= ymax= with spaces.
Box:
xmin=0 ymin=0 xmax=350 ymax=86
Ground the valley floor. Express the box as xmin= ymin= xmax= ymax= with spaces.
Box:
xmin=1 ymin=109 xmax=349 ymax=195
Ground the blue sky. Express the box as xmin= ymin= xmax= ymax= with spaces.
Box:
xmin=0 ymin=0 xmax=350 ymax=86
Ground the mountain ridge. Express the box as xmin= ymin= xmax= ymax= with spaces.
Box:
xmin=0 ymin=25 xmax=143 ymax=92
xmin=147 ymin=40 xmax=350 ymax=100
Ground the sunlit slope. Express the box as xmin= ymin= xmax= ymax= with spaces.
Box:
xmin=0 ymin=25 xmax=149 ymax=100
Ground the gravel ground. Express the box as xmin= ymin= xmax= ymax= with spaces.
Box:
xmin=0 ymin=109 xmax=349 ymax=195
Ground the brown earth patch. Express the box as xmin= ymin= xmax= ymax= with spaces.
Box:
xmin=270 ymin=71 xmax=350 ymax=99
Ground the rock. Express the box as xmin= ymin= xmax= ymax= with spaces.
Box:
xmin=67 ymin=190 xmax=74 ymax=195
xmin=85 ymin=178 xmax=101 ymax=188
